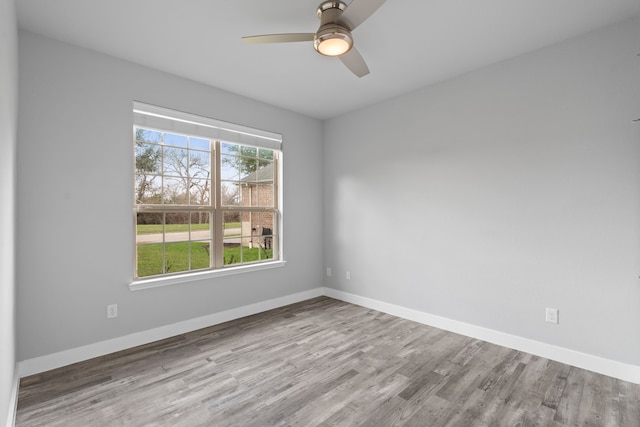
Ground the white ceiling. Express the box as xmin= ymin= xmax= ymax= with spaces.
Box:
xmin=16 ymin=0 xmax=640 ymax=120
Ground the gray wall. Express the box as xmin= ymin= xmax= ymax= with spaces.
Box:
xmin=0 ymin=0 xmax=17 ymax=423
xmin=14 ymin=12 xmax=640 ymax=377
xmin=17 ymin=31 xmax=324 ymax=361
xmin=324 ymin=17 xmax=640 ymax=365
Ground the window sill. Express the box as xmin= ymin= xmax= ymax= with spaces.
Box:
xmin=129 ymin=260 xmax=286 ymax=291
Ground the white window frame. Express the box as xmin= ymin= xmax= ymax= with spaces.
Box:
xmin=130 ymin=102 xmax=285 ymax=291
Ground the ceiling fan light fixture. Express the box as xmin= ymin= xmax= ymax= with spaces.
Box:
xmin=314 ymin=26 xmax=353 ymax=56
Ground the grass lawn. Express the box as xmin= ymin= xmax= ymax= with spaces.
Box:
xmin=223 ymin=244 xmax=273 ymax=266
xmin=136 ymin=241 xmax=272 ymax=277
xmin=136 ymin=222 xmax=241 ymax=235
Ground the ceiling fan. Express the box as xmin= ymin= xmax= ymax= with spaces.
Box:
xmin=242 ymin=0 xmax=387 ymax=78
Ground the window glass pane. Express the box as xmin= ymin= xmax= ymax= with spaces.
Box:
xmin=163 ymin=177 xmax=188 ymax=204
xmin=238 ymin=180 xmax=274 ymax=208
xmin=164 ymin=242 xmax=190 ymax=274
xmin=221 ymin=155 xmax=241 ymax=181
xmin=221 ymin=181 xmax=240 ymax=206
xmin=239 ymin=210 xmax=252 ymax=248
xmin=190 ymin=137 xmax=210 ymax=151
xmin=190 ymin=241 xmax=211 ymax=270
xmin=135 ymin=143 xmax=162 ymax=204
xmin=135 ymin=128 xmax=162 ymax=144
xmin=136 ymin=212 xmax=164 ymax=238
xmin=254 ymin=212 xmax=275 ymax=260
xmin=136 ymin=211 xmax=165 ymax=277
xmin=224 ymin=211 xmax=241 ymax=233
xmin=240 ymin=146 xmax=257 ymax=158
xmin=255 ymin=184 xmax=274 ymax=207
xmin=221 ymin=142 xmax=238 ymax=155
xmin=189 ymin=151 xmax=210 ymax=179
xmin=224 ymin=246 xmax=242 ymax=266
xmin=258 ymin=158 xmax=273 ymax=173
xmin=223 ymin=211 xmax=241 ymax=265
xmin=135 ymin=174 xmax=161 ymax=205
xmin=258 ymin=148 xmax=274 ymax=161
xmin=189 ymin=179 xmax=211 ymax=205
xmin=190 ymin=212 xmax=211 ymax=238
xmin=137 ymin=189 xmax=162 ymax=205
xmin=164 ymin=133 xmax=188 ymax=148
xmin=162 ymin=212 xmax=191 ymax=274
xmin=163 ymin=147 xmax=189 ymax=178
xmin=236 ymin=181 xmax=251 ymax=207
xmin=239 ymin=159 xmax=259 ymax=180
xmin=135 ymin=143 xmax=161 ymax=174
xmin=253 ymin=212 xmax=274 ymax=239
xmin=137 ymin=243 xmax=164 ymax=277
xmin=164 ymin=212 xmax=189 ymax=241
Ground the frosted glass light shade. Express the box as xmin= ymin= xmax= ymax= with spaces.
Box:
xmin=314 ymin=27 xmax=353 ymax=56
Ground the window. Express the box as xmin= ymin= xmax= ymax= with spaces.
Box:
xmin=133 ymin=102 xmax=282 ymax=283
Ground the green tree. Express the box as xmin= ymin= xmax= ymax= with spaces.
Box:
xmin=222 ymin=144 xmax=273 ymax=177
xmin=135 ymin=129 xmax=162 ymax=203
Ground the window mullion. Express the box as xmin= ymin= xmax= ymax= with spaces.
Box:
xmin=188 ymin=210 xmax=192 ymax=271
xmin=213 ymin=140 xmax=224 ymax=268
xmin=162 ymin=212 xmax=167 ymax=274
xmin=273 ymin=153 xmax=280 ymax=260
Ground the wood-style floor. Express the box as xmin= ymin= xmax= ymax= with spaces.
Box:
xmin=16 ymin=297 xmax=640 ymax=426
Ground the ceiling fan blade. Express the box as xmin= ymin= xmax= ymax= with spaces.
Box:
xmin=242 ymin=33 xmax=315 ymax=44
xmin=339 ymin=0 xmax=387 ymax=30
xmin=339 ymin=47 xmax=370 ymax=78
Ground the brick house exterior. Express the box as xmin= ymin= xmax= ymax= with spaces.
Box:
xmin=239 ymin=163 xmax=275 ymax=248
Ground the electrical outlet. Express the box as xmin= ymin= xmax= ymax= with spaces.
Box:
xmin=107 ymin=304 xmax=118 ymax=319
xmin=346 ymin=271 xmax=351 ymax=280
xmin=545 ymin=307 xmax=558 ymax=324
xmin=326 ymin=267 xmax=332 ymax=277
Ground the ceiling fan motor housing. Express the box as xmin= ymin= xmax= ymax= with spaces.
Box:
xmin=314 ymin=0 xmax=353 ymax=56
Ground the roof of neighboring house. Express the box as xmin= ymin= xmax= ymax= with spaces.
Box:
xmin=240 ymin=162 xmax=274 ymax=184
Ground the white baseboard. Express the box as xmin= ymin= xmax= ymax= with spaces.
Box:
xmin=6 ymin=367 xmax=18 ymax=427
xmin=17 ymin=286 xmax=640 ymax=384
xmin=18 ymin=288 xmax=324 ymax=378
xmin=323 ymin=287 xmax=640 ymax=384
